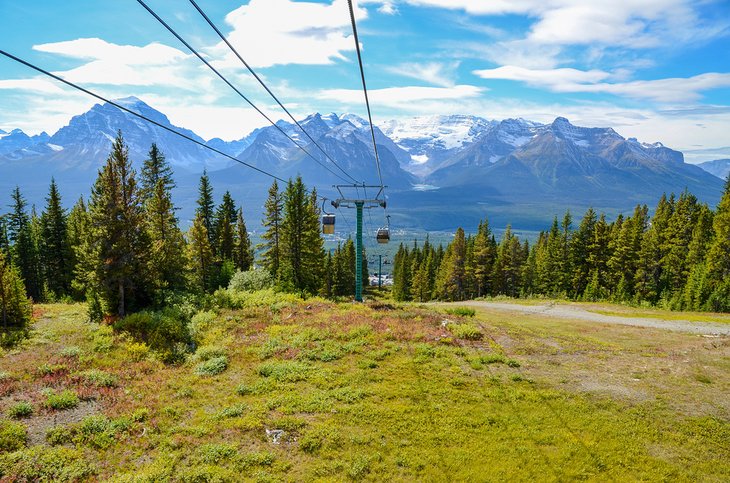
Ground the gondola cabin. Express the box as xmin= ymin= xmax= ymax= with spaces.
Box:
xmin=322 ymin=214 xmax=336 ymax=234
xmin=376 ymin=227 xmax=390 ymax=244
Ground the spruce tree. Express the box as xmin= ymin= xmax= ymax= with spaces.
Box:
xmin=392 ymin=244 xmax=410 ymax=301
xmin=215 ymin=191 xmax=237 ymax=261
xmin=259 ymin=181 xmax=283 ymax=277
xmin=187 ymin=212 xmax=214 ymax=293
xmin=67 ymin=197 xmax=92 ymax=301
xmin=40 ymin=179 xmax=72 ymax=298
xmin=196 ymin=170 xmax=216 ymax=251
xmin=233 ymin=207 xmax=253 ymax=272
xmin=436 ymin=227 xmax=467 ymax=301
xmin=0 ymin=250 xmax=32 ymax=335
xmin=7 ymin=187 xmax=41 ymax=301
xmin=706 ymin=176 xmax=730 ymax=310
xmin=570 ymin=208 xmax=597 ymax=297
xmin=279 ymin=177 xmax=324 ymax=294
xmin=85 ymin=132 xmax=151 ymax=317
xmin=146 ymin=176 xmax=186 ymax=298
xmin=0 ymin=215 xmax=9 ymax=259
xmin=636 ymin=194 xmax=674 ymax=303
xmin=140 ymin=143 xmax=175 ymax=204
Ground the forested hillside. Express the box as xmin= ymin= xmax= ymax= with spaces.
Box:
xmin=393 ymin=179 xmax=730 ymax=312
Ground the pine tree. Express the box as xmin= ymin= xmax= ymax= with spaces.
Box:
xmin=536 ymin=217 xmax=564 ymax=296
xmin=68 ymin=197 xmax=92 ymax=301
xmin=570 ymin=208 xmax=597 ymax=297
xmin=636 ymin=194 xmax=674 ymax=303
xmin=0 ymin=250 xmax=32 ymax=335
xmin=140 ymin=143 xmax=175 ymax=204
xmin=259 ymin=181 xmax=283 ymax=277
xmin=196 ymin=170 xmax=216 ymax=251
xmin=233 ymin=207 xmax=253 ymax=272
xmin=214 ymin=191 xmax=237 ymax=261
xmin=7 ymin=187 xmax=41 ymax=301
xmin=661 ymin=191 xmax=701 ymax=299
xmin=40 ymin=179 xmax=72 ymax=298
xmin=392 ymin=243 xmax=410 ymax=301
xmin=146 ymin=176 xmax=187 ymax=298
xmin=187 ymin=212 xmax=214 ymax=293
xmin=706 ymin=176 xmax=730 ymax=311
xmin=0 ymin=215 xmax=10 ymax=258
xmin=436 ymin=227 xmax=467 ymax=301
xmin=85 ymin=132 xmax=151 ymax=317
xmin=279 ymin=177 xmax=324 ymax=294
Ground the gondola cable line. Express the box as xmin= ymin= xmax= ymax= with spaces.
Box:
xmin=185 ymin=0 xmax=361 ymax=186
xmin=135 ymin=0 xmax=357 ymax=185
xmin=0 ymin=49 xmax=287 ymax=184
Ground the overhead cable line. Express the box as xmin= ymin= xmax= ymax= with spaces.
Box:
xmin=187 ymin=0 xmax=361 ymax=185
xmin=346 ymin=0 xmax=384 ymax=189
xmin=135 ymin=0 xmax=355 ymax=184
xmin=0 ymin=49 xmax=287 ymax=183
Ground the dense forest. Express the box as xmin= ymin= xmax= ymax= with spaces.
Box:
xmin=392 ymin=177 xmax=730 ymax=312
xmin=0 ymin=132 xmax=365 ymax=344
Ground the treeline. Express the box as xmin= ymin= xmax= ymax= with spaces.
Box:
xmin=0 ymin=131 xmax=365 ymax=334
xmin=393 ymin=180 xmax=730 ymax=312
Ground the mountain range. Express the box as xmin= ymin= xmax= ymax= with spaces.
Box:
xmin=0 ymin=97 xmax=726 ymax=231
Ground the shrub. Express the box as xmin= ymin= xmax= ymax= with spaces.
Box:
xmin=257 ymin=360 xmax=310 ymax=382
xmin=228 ymin=269 xmax=274 ymax=292
xmin=46 ymin=425 xmax=74 ymax=446
xmin=7 ymin=401 xmax=33 ymax=419
xmin=60 ymin=346 xmax=81 ymax=358
xmin=46 ymin=389 xmax=79 ymax=410
xmin=216 ymin=403 xmax=246 ymax=419
xmin=194 ymin=356 xmax=228 ymax=376
xmin=114 ymin=309 xmax=190 ymax=363
xmin=0 ymin=420 xmax=27 ymax=451
xmin=196 ymin=443 xmax=238 ymax=464
xmin=445 ymin=307 xmax=476 ymax=317
xmin=195 ymin=346 xmax=227 ymax=362
xmin=81 ymin=369 xmax=118 ymax=388
xmin=0 ymin=252 xmax=33 ymax=342
xmin=0 ymin=446 xmax=94 ymax=481
xmin=450 ymin=323 xmax=483 ymax=340
xmin=235 ymin=383 xmax=252 ymax=396
xmin=189 ymin=311 xmax=217 ymax=341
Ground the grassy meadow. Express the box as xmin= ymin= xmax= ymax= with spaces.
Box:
xmin=0 ymin=292 xmax=728 ymax=481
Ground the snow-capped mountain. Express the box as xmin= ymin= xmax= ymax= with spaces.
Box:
xmin=0 ymin=98 xmax=725 ymax=230
xmin=378 ymin=115 xmax=496 ymax=177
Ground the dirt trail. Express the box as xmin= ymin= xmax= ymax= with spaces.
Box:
xmin=450 ymin=301 xmax=730 ymax=336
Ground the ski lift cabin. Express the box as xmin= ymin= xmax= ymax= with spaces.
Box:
xmin=376 ymin=227 xmax=390 ymax=243
xmin=322 ymin=214 xmax=336 ymax=234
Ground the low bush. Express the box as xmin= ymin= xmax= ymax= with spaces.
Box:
xmin=257 ymin=360 xmax=310 ymax=382
xmin=228 ymin=269 xmax=274 ymax=292
xmin=114 ymin=309 xmax=190 ymax=363
xmin=7 ymin=401 xmax=33 ymax=419
xmin=80 ymin=369 xmax=118 ymax=388
xmin=45 ymin=389 xmax=79 ymax=410
xmin=189 ymin=311 xmax=217 ymax=341
xmin=450 ymin=323 xmax=483 ymax=340
xmin=0 ymin=420 xmax=27 ymax=452
xmin=196 ymin=443 xmax=238 ymax=464
xmin=194 ymin=346 xmax=227 ymax=362
xmin=216 ymin=403 xmax=246 ymax=419
xmin=0 ymin=446 xmax=94 ymax=481
xmin=445 ymin=307 xmax=476 ymax=317
xmin=194 ymin=356 xmax=228 ymax=376
xmin=60 ymin=346 xmax=81 ymax=358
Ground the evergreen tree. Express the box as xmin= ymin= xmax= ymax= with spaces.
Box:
xmin=233 ymin=207 xmax=253 ymax=272
xmin=536 ymin=217 xmax=564 ymax=295
xmin=196 ymin=170 xmax=216 ymax=250
xmin=215 ymin=191 xmax=237 ymax=261
xmin=436 ymin=228 xmax=467 ymax=301
xmin=145 ymin=175 xmax=186 ymax=298
xmin=40 ymin=179 xmax=72 ymax=298
xmin=85 ymin=132 xmax=151 ymax=317
xmin=7 ymin=187 xmax=41 ymax=301
xmin=570 ymin=208 xmax=597 ymax=297
xmin=0 ymin=215 xmax=10 ymax=258
xmin=140 ymin=143 xmax=175 ymax=204
xmin=259 ymin=181 xmax=283 ymax=277
xmin=0 ymin=250 xmax=32 ymax=335
xmin=187 ymin=212 xmax=214 ymax=293
xmin=279 ymin=177 xmax=324 ymax=293
xmin=392 ymin=243 xmax=410 ymax=301
xmin=67 ymin=197 xmax=92 ymax=301
xmin=706 ymin=176 xmax=730 ymax=311
xmin=636 ymin=194 xmax=674 ymax=302
xmin=661 ymin=191 xmax=701 ymax=299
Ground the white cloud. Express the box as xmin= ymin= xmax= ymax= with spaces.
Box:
xmin=215 ymin=0 xmax=365 ymax=69
xmin=385 ymin=62 xmax=459 ymax=87
xmin=474 ymin=66 xmax=730 ymax=102
xmin=317 ymin=84 xmax=484 ymax=106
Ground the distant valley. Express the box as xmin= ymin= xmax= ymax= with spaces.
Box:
xmin=0 ymin=97 xmax=726 ymax=231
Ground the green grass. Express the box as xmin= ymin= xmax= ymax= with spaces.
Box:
xmin=0 ymin=298 xmax=727 ymax=481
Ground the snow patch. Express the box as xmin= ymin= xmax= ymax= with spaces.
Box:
xmin=47 ymin=143 xmax=64 ymax=152
xmin=410 ymin=154 xmax=429 ymax=165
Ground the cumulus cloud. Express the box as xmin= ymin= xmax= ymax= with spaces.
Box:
xmin=474 ymin=66 xmax=730 ymax=102
xmin=385 ymin=62 xmax=460 ymax=87
xmin=214 ymin=0 xmax=365 ymax=69
xmin=317 ymin=84 xmax=484 ymax=106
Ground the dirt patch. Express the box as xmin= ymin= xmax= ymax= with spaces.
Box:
xmin=24 ymin=400 xmax=100 ymax=445
xmin=578 ymin=380 xmax=651 ymax=402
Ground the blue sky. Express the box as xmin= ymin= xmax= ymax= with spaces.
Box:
xmin=1 ymin=0 xmax=729 ymax=162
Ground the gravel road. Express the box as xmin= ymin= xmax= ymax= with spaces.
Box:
xmin=451 ymin=301 xmax=730 ymax=336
